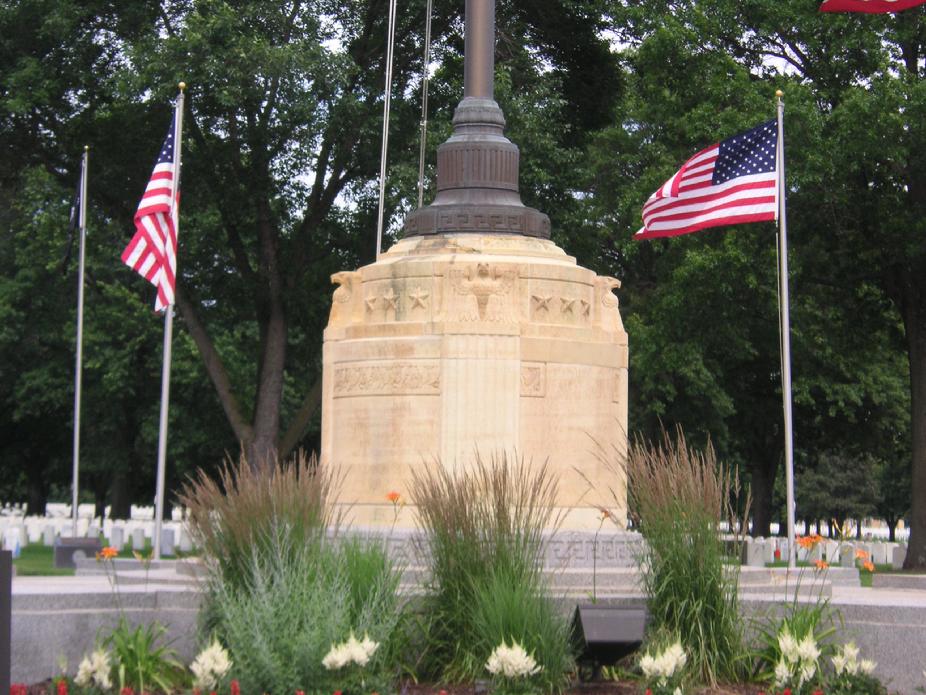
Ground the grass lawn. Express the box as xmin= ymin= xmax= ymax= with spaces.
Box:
xmin=11 ymin=539 xmax=180 ymax=576
xmin=13 ymin=544 xmax=73 ymax=576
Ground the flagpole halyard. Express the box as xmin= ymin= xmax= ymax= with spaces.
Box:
xmin=775 ymin=91 xmax=798 ymax=569
xmin=71 ymin=147 xmax=89 ymax=537
xmin=375 ymin=0 xmax=398 ymax=260
xmin=153 ymin=85 xmax=185 ymax=560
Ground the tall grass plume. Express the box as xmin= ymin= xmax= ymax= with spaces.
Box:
xmin=601 ymin=427 xmax=751 ymax=685
xmin=411 ymin=452 xmax=573 ymax=692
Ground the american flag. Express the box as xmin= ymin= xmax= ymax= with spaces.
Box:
xmin=820 ymin=0 xmax=926 ymax=12
xmin=636 ymin=120 xmax=779 ymax=240
xmin=121 ymin=114 xmax=180 ymax=311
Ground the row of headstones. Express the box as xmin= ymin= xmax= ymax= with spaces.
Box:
xmin=0 ymin=517 xmax=195 ymax=558
xmin=23 ymin=503 xmax=187 ymax=521
xmin=743 ymin=536 xmax=908 ymax=569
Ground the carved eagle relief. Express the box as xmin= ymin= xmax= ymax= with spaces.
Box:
xmin=447 ymin=263 xmax=517 ymax=322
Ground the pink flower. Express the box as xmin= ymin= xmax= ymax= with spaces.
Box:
xmin=56 ymin=681 xmax=68 ymax=695
xmin=230 ymin=682 xmax=240 ymax=695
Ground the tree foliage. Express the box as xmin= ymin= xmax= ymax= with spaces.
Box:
xmin=1 ymin=0 xmax=921 ymax=569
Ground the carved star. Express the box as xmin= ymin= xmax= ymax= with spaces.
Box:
xmin=409 ymin=286 xmax=429 ymax=309
xmin=561 ymin=297 xmax=576 ymax=314
xmin=382 ymin=287 xmax=398 ymax=310
xmin=580 ymin=299 xmax=591 ymax=316
xmin=531 ymin=294 xmax=552 ymax=311
xmin=365 ymin=295 xmax=378 ymax=312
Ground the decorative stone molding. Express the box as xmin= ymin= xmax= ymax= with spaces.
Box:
xmin=520 ymin=362 xmax=546 ymax=398
xmin=333 ymin=363 xmax=441 ymax=397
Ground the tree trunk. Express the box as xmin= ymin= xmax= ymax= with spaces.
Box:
xmin=887 ymin=517 xmax=897 ymax=543
xmin=93 ymin=483 xmax=107 ymax=522
xmin=246 ymin=197 xmax=288 ymax=473
xmin=110 ymin=469 xmax=132 ymax=520
xmin=903 ymin=274 xmax=926 ymax=569
xmin=26 ymin=468 xmax=47 ymax=517
xmin=750 ymin=454 xmax=779 ymax=537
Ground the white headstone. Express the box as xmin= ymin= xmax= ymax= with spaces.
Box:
xmin=42 ymin=524 xmax=55 ymax=546
xmin=2 ymin=527 xmax=21 ymax=558
xmin=132 ymin=527 xmax=146 ymax=551
xmin=179 ymin=526 xmax=193 ymax=553
xmin=892 ymin=545 xmax=907 ymax=570
xmin=110 ymin=526 xmax=125 ymax=551
xmin=746 ymin=539 xmax=766 ymax=567
xmin=160 ymin=528 xmax=175 ymax=556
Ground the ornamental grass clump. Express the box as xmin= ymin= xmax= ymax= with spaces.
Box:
xmin=411 ymin=452 xmax=573 ymax=693
xmin=177 ymin=450 xmax=339 ymax=595
xmin=616 ymin=428 xmax=751 ymax=685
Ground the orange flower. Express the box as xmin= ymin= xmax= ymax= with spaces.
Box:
xmin=855 ymin=548 xmax=870 ymax=560
xmin=796 ymin=535 xmax=822 ymax=550
xmin=814 ymin=559 xmax=829 ymax=571
xmin=599 ymin=508 xmax=611 ymax=520
xmin=386 ymin=490 xmax=401 ymax=504
xmin=96 ymin=546 xmax=118 ymax=560
xmin=863 ymin=560 xmax=875 ymax=573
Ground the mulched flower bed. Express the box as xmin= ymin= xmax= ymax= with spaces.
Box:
xmin=401 ymin=680 xmax=766 ymax=694
xmin=23 ymin=679 xmax=768 ymax=695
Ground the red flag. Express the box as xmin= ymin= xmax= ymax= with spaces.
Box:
xmin=121 ymin=114 xmax=179 ymax=311
xmin=820 ymin=0 xmax=926 ymax=12
xmin=636 ymin=121 xmax=778 ymax=240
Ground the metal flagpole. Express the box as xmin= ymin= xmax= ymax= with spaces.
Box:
xmin=775 ymin=90 xmax=797 ymax=569
xmin=417 ymin=0 xmax=434 ymax=209
xmin=153 ymin=83 xmax=185 ymax=560
xmin=375 ymin=0 xmax=398 ymax=260
xmin=71 ymin=146 xmax=89 ymax=538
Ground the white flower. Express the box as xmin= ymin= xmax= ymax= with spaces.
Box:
xmin=323 ymin=632 xmax=380 ymax=670
xmin=191 ymin=640 xmax=232 ymax=690
xmin=75 ymin=649 xmax=111 ymax=690
xmin=832 ymin=653 xmax=847 ymax=675
xmin=796 ymin=633 xmax=820 ymax=664
xmin=798 ymin=661 xmax=816 ymax=687
xmin=843 ymin=641 xmax=860 ymax=661
xmin=774 ymin=659 xmax=791 ymax=687
xmin=322 ymin=643 xmax=351 ymax=670
xmin=860 ymin=659 xmax=876 ymax=675
xmin=778 ymin=629 xmax=800 ymax=663
xmin=673 ymin=688 xmax=682 ymax=695
xmin=640 ymin=642 xmax=686 ymax=680
xmin=485 ymin=640 xmax=541 ymax=679
xmin=663 ymin=642 xmax=687 ymax=676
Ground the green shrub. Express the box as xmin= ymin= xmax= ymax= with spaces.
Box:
xmin=211 ymin=523 xmax=403 ymax=695
xmin=180 ymin=452 xmax=405 ymax=694
xmin=618 ymin=428 xmax=751 ymax=685
xmin=410 ymin=452 xmax=573 ymax=692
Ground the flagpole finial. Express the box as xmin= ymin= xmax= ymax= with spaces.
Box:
xmin=178 ymin=81 xmax=187 ymax=92
xmin=776 ymin=89 xmax=784 ymax=98
xmin=84 ymin=145 xmax=89 ymax=152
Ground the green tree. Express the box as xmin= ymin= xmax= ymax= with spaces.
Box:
xmin=588 ymin=1 xmax=916 ymax=560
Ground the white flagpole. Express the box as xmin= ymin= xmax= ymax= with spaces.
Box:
xmin=71 ymin=146 xmax=89 ymax=538
xmin=153 ymin=83 xmax=185 ymax=560
xmin=775 ymin=90 xmax=797 ymax=569
xmin=375 ymin=0 xmax=398 ymax=260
